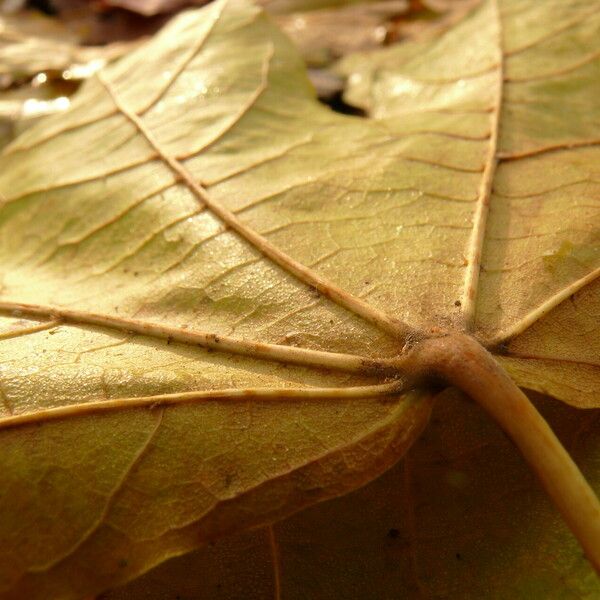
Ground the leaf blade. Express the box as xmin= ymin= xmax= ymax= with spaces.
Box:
xmin=0 ymin=0 xmax=598 ymax=596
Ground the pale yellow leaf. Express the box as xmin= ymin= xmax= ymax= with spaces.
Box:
xmin=0 ymin=0 xmax=598 ymax=597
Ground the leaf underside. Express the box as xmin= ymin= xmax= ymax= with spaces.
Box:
xmin=0 ymin=0 xmax=598 ymax=597
xmin=104 ymin=391 xmax=600 ymax=600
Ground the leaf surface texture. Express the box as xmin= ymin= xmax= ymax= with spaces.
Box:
xmin=0 ymin=0 xmax=598 ymax=597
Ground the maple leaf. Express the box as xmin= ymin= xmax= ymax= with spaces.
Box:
xmin=0 ymin=0 xmax=598 ymax=598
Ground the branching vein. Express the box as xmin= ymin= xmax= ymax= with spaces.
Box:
xmin=0 ymin=300 xmax=399 ymax=375
xmin=489 ymin=266 xmax=600 ymax=346
xmin=0 ymin=382 xmax=403 ymax=431
xmin=96 ymin=71 xmax=414 ymax=342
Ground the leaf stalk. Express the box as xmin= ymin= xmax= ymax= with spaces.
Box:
xmin=402 ymin=332 xmax=600 ymax=572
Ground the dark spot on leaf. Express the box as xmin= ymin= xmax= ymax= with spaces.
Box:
xmin=118 ymin=558 xmax=128 ymax=568
xmin=387 ymin=528 xmax=400 ymax=539
xmin=455 ymin=552 xmax=462 ymax=560
xmin=454 ymin=300 xmax=461 ymax=307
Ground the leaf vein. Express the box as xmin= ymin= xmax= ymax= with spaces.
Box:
xmin=96 ymin=71 xmax=414 ymax=340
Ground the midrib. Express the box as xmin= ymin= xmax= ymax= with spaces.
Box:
xmin=460 ymin=0 xmax=504 ymax=331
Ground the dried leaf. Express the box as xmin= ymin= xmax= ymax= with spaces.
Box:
xmin=259 ymin=0 xmax=387 ymax=14
xmin=0 ymin=0 xmax=598 ymax=597
xmin=0 ymin=12 xmax=136 ymax=149
xmin=337 ymin=0 xmax=600 ymax=406
xmin=104 ymin=392 xmax=600 ymax=599
xmin=0 ymin=13 xmax=133 ymax=83
xmin=274 ymin=1 xmax=407 ymax=67
xmin=103 ymin=0 xmax=206 ymax=17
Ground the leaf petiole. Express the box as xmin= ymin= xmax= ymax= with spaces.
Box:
xmin=401 ymin=332 xmax=600 ymax=572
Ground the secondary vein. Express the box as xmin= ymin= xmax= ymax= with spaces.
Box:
xmin=0 ymin=382 xmax=403 ymax=431
xmin=488 ymin=266 xmax=600 ymax=346
xmin=0 ymin=300 xmax=399 ymax=375
xmin=96 ymin=70 xmax=415 ymax=343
